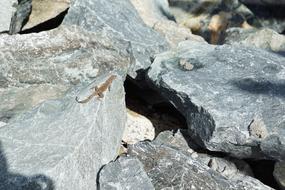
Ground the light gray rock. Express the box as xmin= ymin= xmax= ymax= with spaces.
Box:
xmin=128 ymin=140 xmax=272 ymax=190
xmin=147 ymin=40 xmax=285 ymax=160
xmin=0 ymin=73 xmax=126 ymax=190
xmin=9 ymin=0 xmax=32 ymax=34
xmin=274 ymin=161 xmax=285 ymax=190
xmin=63 ymin=0 xmax=169 ymax=79
xmin=225 ymin=28 xmax=285 ymax=54
xmin=0 ymin=25 xmax=130 ymax=122
xmin=0 ymin=0 xmax=17 ymax=33
xmin=98 ymin=156 xmax=154 ymax=190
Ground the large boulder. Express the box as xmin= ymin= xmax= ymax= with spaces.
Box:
xmin=63 ymin=0 xmax=169 ymax=79
xmin=0 ymin=0 xmax=17 ymax=32
xmin=0 ymin=73 xmax=126 ymax=189
xmin=0 ymin=26 xmax=130 ymax=122
xmin=147 ymin=40 xmax=285 ymax=160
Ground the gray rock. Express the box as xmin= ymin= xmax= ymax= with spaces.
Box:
xmin=0 ymin=73 xmax=126 ymax=190
xmin=0 ymin=0 xmax=17 ymax=33
xmin=147 ymin=40 xmax=285 ymax=160
xmin=225 ymin=28 xmax=285 ymax=54
xmin=128 ymin=140 xmax=272 ymax=190
xmin=274 ymin=161 xmax=285 ymax=190
xmin=0 ymin=25 xmax=130 ymax=122
xmin=98 ymin=156 xmax=154 ymax=190
xmin=155 ymin=130 xmax=254 ymax=179
xmin=63 ymin=0 xmax=169 ymax=79
xmin=9 ymin=0 xmax=32 ymax=34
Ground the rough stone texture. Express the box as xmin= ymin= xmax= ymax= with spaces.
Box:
xmin=147 ymin=40 xmax=285 ymax=160
xmin=9 ymin=0 xmax=32 ymax=34
xmin=130 ymin=0 xmax=205 ymax=47
xmin=168 ymin=0 xmax=255 ymax=44
xmin=98 ymin=156 xmax=154 ymax=190
xmin=22 ymin=0 xmax=70 ymax=30
xmin=155 ymin=130 xmax=254 ymax=179
xmin=0 ymin=0 xmax=17 ymax=32
xmin=0 ymin=74 xmax=126 ymax=190
xmin=225 ymin=28 xmax=285 ymax=54
xmin=63 ymin=0 xmax=169 ymax=79
xmin=274 ymin=161 xmax=285 ymax=190
xmin=128 ymin=140 xmax=272 ymax=190
xmin=0 ymin=25 xmax=130 ymax=122
xmin=122 ymin=109 xmax=155 ymax=144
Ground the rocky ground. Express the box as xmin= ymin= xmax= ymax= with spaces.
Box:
xmin=0 ymin=0 xmax=284 ymax=189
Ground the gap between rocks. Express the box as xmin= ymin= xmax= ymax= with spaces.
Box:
xmin=124 ymin=76 xmax=280 ymax=190
xmin=20 ymin=9 xmax=69 ymax=34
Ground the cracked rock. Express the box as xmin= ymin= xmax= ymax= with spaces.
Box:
xmin=147 ymin=40 xmax=285 ymax=160
xmin=0 ymin=74 xmax=126 ymax=189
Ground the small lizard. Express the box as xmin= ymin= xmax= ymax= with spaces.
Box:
xmin=76 ymin=75 xmax=117 ymax=103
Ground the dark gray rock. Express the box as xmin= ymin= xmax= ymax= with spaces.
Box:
xmin=9 ymin=0 xmax=32 ymax=34
xmin=98 ymin=156 xmax=154 ymax=190
xmin=274 ymin=161 xmax=285 ymax=190
xmin=63 ymin=0 xmax=169 ymax=79
xmin=147 ymin=40 xmax=285 ymax=160
xmin=0 ymin=0 xmax=17 ymax=33
xmin=0 ymin=26 xmax=130 ymax=122
xmin=128 ymin=140 xmax=272 ymax=190
xmin=0 ymin=73 xmax=126 ymax=190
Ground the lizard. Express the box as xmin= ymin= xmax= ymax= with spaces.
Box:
xmin=75 ymin=75 xmax=117 ymax=103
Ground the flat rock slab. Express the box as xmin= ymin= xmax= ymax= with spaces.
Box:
xmin=63 ymin=0 xmax=169 ymax=79
xmin=147 ymin=41 xmax=285 ymax=160
xmin=0 ymin=74 xmax=126 ymax=189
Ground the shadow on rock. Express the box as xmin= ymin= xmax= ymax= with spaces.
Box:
xmin=0 ymin=141 xmax=54 ymax=190
xmin=231 ymin=78 xmax=285 ymax=98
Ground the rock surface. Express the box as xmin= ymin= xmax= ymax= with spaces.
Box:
xmin=0 ymin=74 xmax=126 ymax=190
xmin=147 ymin=40 xmax=285 ymax=160
xmin=122 ymin=109 xmax=155 ymax=144
xmin=0 ymin=26 xmax=130 ymax=122
xmin=63 ymin=0 xmax=169 ymax=79
xmin=98 ymin=156 xmax=154 ymax=190
xmin=22 ymin=0 xmax=70 ymax=31
xmin=0 ymin=0 xmax=17 ymax=32
xmin=225 ymin=27 xmax=285 ymax=54
xmin=274 ymin=161 xmax=285 ymax=190
xmin=127 ymin=136 xmax=272 ymax=190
